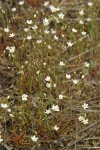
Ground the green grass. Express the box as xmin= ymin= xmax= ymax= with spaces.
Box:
xmin=0 ymin=0 xmax=100 ymax=149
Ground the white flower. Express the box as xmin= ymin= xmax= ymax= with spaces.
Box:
xmin=10 ymin=46 xmax=15 ymax=53
xmin=4 ymin=28 xmax=9 ymax=32
xmin=26 ymin=20 xmax=33 ymax=25
xmin=88 ymin=2 xmax=93 ymax=7
xmin=44 ymin=29 xmax=49 ymax=34
xmin=32 ymin=25 xmax=38 ymax=30
xmin=59 ymin=94 xmax=64 ymax=100
xmin=51 ymin=29 xmax=56 ymax=34
xmin=72 ymin=79 xmax=79 ymax=84
xmin=49 ymin=5 xmax=60 ymax=12
xmin=12 ymin=7 xmax=16 ymax=12
xmin=45 ymin=109 xmax=51 ymax=114
xmin=58 ymin=13 xmax=65 ymax=19
xmin=7 ymin=108 xmax=11 ymax=112
xmin=51 ymin=104 xmax=60 ymax=112
xmin=82 ymin=31 xmax=87 ymax=35
xmin=82 ymin=103 xmax=89 ymax=109
xmin=6 ymin=46 xmax=15 ymax=54
xmin=81 ymin=75 xmax=85 ymax=79
xmin=82 ymin=118 xmax=88 ymax=124
xmin=1 ymin=103 xmax=9 ymax=108
xmin=46 ymin=83 xmax=51 ymax=88
xmin=36 ymin=70 xmax=40 ymax=74
xmin=59 ymin=61 xmax=65 ymax=66
xmin=54 ymin=35 xmax=58 ymax=40
xmin=79 ymin=20 xmax=84 ymax=24
xmin=45 ymin=76 xmax=51 ymax=82
xmin=44 ymin=1 xmax=49 ymax=6
xmin=84 ymin=62 xmax=90 ymax=68
xmin=9 ymin=33 xmax=15 ymax=37
xmin=22 ymin=94 xmax=28 ymax=101
xmin=86 ymin=18 xmax=91 ymax=22
xmin=27 ymin=36 xmax=32 ymax=40
xmin=43 ymin=18 xmax=49 ymax=26
xmin=66 ymin=74 xmax=71 ymax=79
xmin=67 ymin=41 xmax=73 ymax=47
xmin=36 ymin=40 xmax=42 ymax=43
xmin=79 ymin=9 xmax=84 ymax=16
xmin=18 ymin=1 xmax=24 ymax=5
xmin=54 ymin=125 xmax=59 ymax=131
xmin=9 ymin=114 xmax=14 ymax=117
xmin=0 ymin=136 xmax=3 ymax=143
xmin=53 ymin=83 xmax=56 ymax=88
xmin=48 ymin=45 xmax=52 ymax=49
xmin=31 ymin=135 xmax=38 ymax=142
xmin=24 ymin=28 xmax=29 ymax=32
xmin=78 ymin=116 xmax=84 ymax=121
xmin=72 ymin=28 xmax=77 ymax=33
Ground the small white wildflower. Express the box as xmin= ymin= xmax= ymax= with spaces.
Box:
xmin=22 ymin=94 xmax=28 ymax=101
xmin=82 ymin=103 xmax=89 ymax=109
xmin=51 ymin=104 xmax=60 ymax=112
xmin=81 ymin=75 xmax=85 ymax=79
xmin=36 ymin=40 xmax=42 ymax=43
xmin=0 ymin=136 xmax=3 ymax=143
xmin=48 ymin=45 xmax=52 ymax=49
xmin=46 ymin=83 xmax=51 ymax=88
xmin=9 ymin=113 xmax=14 ymax=117
xmin=59 ymin=94 xmax=64 ymax=100
xmin=59 ymin=61 xmax=65 ymax=66
xmin=32 ymin=25 xmax=38 ymax=30
xmin=36 ymin=70 xmax=40 ymax=74
xmin=27 ymin=36 xmax=32 ymax=40
xmin=7 ymin=95 xmax=10 ymax=99
xmin=82 ymin=31 xmax=87 ymax=35
xmin=79 ymin=20 xmax=84 ymax=24
xmin=86 ymin=18 xmax=91 ymax=22
xmin=58 ymin=13 xmax=65 ymax=19
xmin=49 ymin=5 xmax=60 ymax=13
xmin=44 ymin=29 xmax=49 ymax=34
xmin=7 ymin=108 xmax=11 ymax=112
xmin=84 ymin=62 xmax=90 ymax=68
xmin=45 ymin=76 xmax=51 ymax=82
xmin=72 ymin=28 xmax=77 ymax=33
xmin=67 ymin=41 xmax=73 ymax=47
xmin=54 ymin=125 xmax=59 ymax=131
xmin=72 ymin=79 xmax=79 ymax=84
xmin=53 ymin=83 xmax=56 ymax=88
xmin=45 ymin=109 xmax=51 ymax=114
xmin=10 ymin=46 xmax=15 ymax=53
xmin=24 ymin=28 xmax=29 ymax=32
xmin=88 ymin=2 xmax=93 ymax=7
xmin=54 ymin=35 xmax=58 ymax=40
xmin=31 ymin=135 xmax=38 ymax=142
xmin=79 ymin=9 xmax=84 ymax=16
xmin=18 ymin=1 xmax=24 ymax=5
xmin=43 ymin=18 xmax=49 ymax=26
xmin=34 ymin=14 xmax=36 ymax=18
xmin=26 ymin=20 xmax=33 ymax=25
xmin=12 ymin=7 xmax=16 ymax=12
xmin=82 ymin=118 xmax=89 ymax=124
xmin=1 ymin=103 xmax=9 ymax=108
xmin=51 ymin=29 xmax=56 ymax=34
xmin=4 ymin=28 xmax=9 ymax=32
xmin=44 ymin=1 xmax=49 ymax=6
xmin=66 ymin=74 xmax=71 ymax=79
xmin=43 ymin=62 xmax=46 ymax=65
xmin=9 ymin=33 xmax=15 ymax=37
xmin=78 ymin=116 xmax=84 ymax=121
